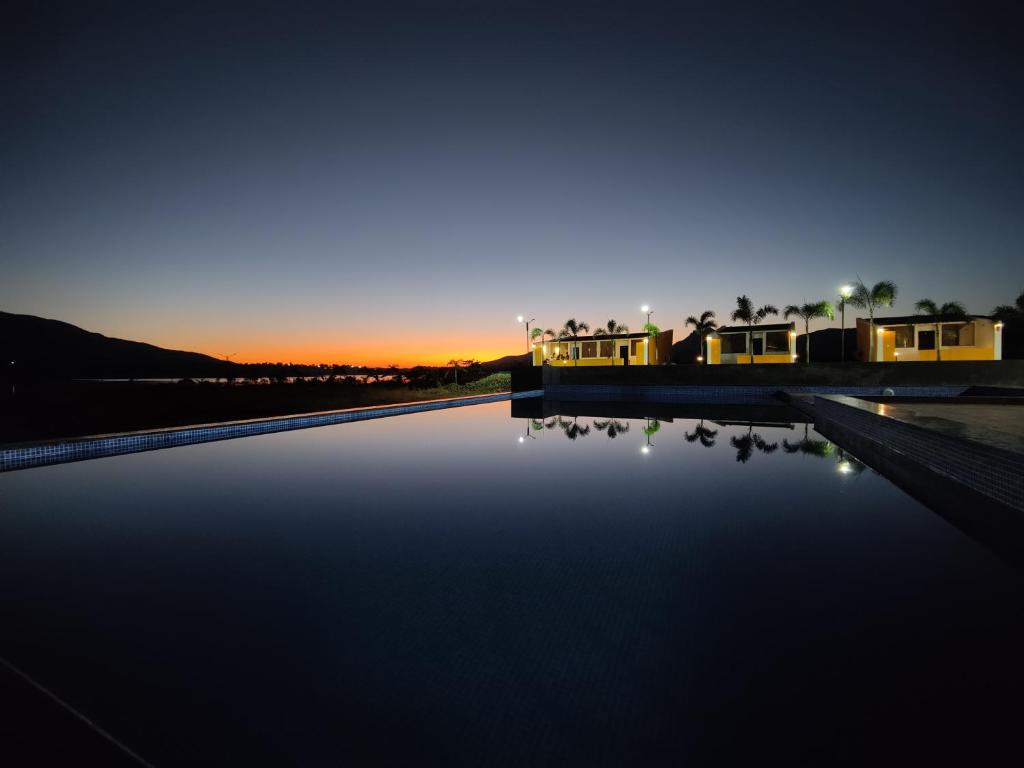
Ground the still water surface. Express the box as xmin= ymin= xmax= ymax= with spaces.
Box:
xmin=2 ymin=401 xmax=1022 ymax=764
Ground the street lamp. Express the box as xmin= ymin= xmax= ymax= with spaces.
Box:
xmin=839 ymin=285 xmax=852 ymax=362
xmin=517 ymin=315 xmax=535 ymax=354
xmin=641 ymin=305 xmax=652 ymax=325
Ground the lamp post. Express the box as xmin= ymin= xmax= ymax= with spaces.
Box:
xmin=517 ymin=315 xmax=534 ymax=354
xmin=641 ymin=305 xmax=652 ymax=326
xmin=839 ymin=285 xmax=852 ymax=362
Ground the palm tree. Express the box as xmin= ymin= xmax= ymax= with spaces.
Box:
xmin=846 ymin=279 xmax=897 ymax=362
xmin=782 ymin=423 xmax=834 ymax=457
xmin=731 ymin=424 xmax=779 ymax=463
xmin=730 ymin=296 xmax=779 ymax=364
xmin=594 ymin=418 xmax=630 ymax=438
xmin=447 ymin=358 xmax=461 ymax=385
xmin=783 ymin=301 xmax=835 ymax=363
xmin=593 ymin=319 xmax=627 ymax=365
xmin=684 ymin=418 xmax=718 ymax=447
xmin=642 ymin=322 xmax=661 ymax=365
xmin=914 ymin=299 xmax=967 ymax=361
xmin=560 ymin=416 xmax=590 ymax=440
xmin=561 ymin=318 xmax=590 ymax=366
xmin=685 ymin=311 xmax=717 ymax=364
xmin=992 ymin=291 xmax=1024 ymax=321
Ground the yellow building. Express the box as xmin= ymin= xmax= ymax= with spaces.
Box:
xmin=532 ymin=330 xmax=674 ymax=366
xmin=856 ymin=314 xmax=1003 ymax=362
xmin=706 ymin=322 xmax=797 ymax=364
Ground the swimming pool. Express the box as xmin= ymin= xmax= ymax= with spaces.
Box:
xmin=2 ymin=400 xmax=1022 ymax=764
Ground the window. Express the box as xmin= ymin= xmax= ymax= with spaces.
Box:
xmin=630 ymin=339 xmax=644 ymax=356
xmin=893 ymin=325 xmax=915 ymax=348
xmin=599 ymin=340 xmax=613 ymax=357
xmin=582 ymin=341 xmax=597 ymax=358
xmin=765 ymin=331 xmax=789 ymax=353
xmin=918 ymin=330 xmax=935 ymax=350
xmin=941 ymin=323 xmax=972 ymax=347
xmin=721 ymin=334 xmax=747 ymax=354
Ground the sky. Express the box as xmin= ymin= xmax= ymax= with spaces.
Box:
xmin=2 ymin=0 xmax=1023 ymax=365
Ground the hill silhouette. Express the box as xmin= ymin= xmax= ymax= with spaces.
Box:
xmin=1 ymin=310 xmax=235 ymax=378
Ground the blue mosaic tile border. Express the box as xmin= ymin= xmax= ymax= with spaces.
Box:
xmin=544 ymin=384 xmax=965 ymax=404
xmin=1 ymin=392 xmax=535 ymax=473
xmin=814 ymin=395 xmax=1024 ymax=511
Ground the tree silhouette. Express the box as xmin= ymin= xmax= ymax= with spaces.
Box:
xmin=914 ymin=298 xmax=967 ymax=361
xmin=731 ymin=296 xmax=779 ymax=364
xmin=847 ymin=279 xmax=897 ymax=361
xmin=685 ymin=311 xmax=717 ymax=364
xmin=784 ymin=301 xmax=835 ymax=363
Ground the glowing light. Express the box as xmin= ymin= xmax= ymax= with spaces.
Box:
xmin=516 ymin=315 xmax=524 ymax=323
xmin=641 ymin=305 xmax=650 ymax=313
xmin=641 ymin=445 xmax=650 ymax=454
xmin=840 ymin=285 xmax=853 ymax=298
xmin=995 ymin=322 xmax=1004 ymax=330
xmin=696 ymin=356 xmax=704 ymax=362
xmin=789 ymin=331 xmax=797 ymax=337
xmin=518 ymin=436 xmax=525 ymax=443
xmin=838 ymin=461 xmax=853 ymax=474
xmin=877 ymin=327 xmax=885 ymax=334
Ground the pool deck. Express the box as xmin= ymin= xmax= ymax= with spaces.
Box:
xmin=813 ymin=395 xmax=1024 ymax=513
xmin=865 ymin=401 xmax=1024 ymax=456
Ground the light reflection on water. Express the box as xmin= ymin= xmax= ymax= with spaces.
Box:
xmin=0 ymin=400 xmax=1021 ymax=765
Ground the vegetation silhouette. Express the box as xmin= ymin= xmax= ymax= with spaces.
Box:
xmin=784 ymin=301 xmax=835 ymax=363
xmin=684 ymin=419 xmax=718 ymax=447
xmin=914 ymin=299 xmax=967 ymax=361
xmin=782 ymin=423 xmax=834 ymax=457
xmin=730 ymin=424 xmax=779 ymax=463
xmin=593 ymin=319 xmax=628 ymax=365
xmin=685 ymin=311 xmax=717 ymax=364
xmin=847 ymin=278 xmax=897 ymax=361
xmin=731 ymin=296 xmax=779 ymax=364
xmin=593 ymin=418 xmax=630 ymax=438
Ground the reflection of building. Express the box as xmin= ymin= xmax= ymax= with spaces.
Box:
xmin=532 ymin=330 xmax=674 ymax=366
xmin=706 ymin=322 xmax=796 ymax=364
xmin=856 ymin=315 xmax=1003 ymax=362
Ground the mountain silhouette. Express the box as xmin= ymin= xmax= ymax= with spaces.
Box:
xmin=1 ymin=310 xmax=234 ymax=378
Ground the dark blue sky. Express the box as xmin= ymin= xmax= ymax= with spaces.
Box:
xmin=3 ymin=1 xmax=1022 ymax=363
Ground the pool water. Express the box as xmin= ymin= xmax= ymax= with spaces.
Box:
xmin=2 ymin=400 xmax=1022 ymax=764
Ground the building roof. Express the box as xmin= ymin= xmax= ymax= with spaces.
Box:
xmin=715 ymin=322 xmax=795 ymax=334
xmin=863 ymin=314 xmax=992 ymax=326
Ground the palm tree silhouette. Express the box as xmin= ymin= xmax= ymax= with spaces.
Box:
xmin=594 ymin=418 xmax=630 ymax=438
xmin=784 ymin=301 xmax=835 ymax=363
xmin=992 ymin=291 xmax=1024 ymax=322
xmin=914 ymin=298 xmax=967 ymax=361
xmin=560 ymin=416 xmax=590 ymax=440
xmin=561 ymin=319 xmax=591 ymax=366
xmin=782 ymin=423 xmax=834 ymax=457
xmin=685 ymin=311 xmax=717 ymax=364
xmin=684 ymin=418 xmax=718 ymax=447
xmin=593 ymin=319 xmax=627 ymax=364
xmin=731 ymin=296 xmax=779 ymax=364
xmin=730 ymin=424 xmax=779 ymax=463
xmin=847 ymin=279 xmax=897 ymax=361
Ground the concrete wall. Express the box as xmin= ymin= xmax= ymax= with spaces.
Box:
xmin=541 ymin=359 xmax=1024 ymax=388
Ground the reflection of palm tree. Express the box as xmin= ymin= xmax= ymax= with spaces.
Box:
xmin=594 ymin=418 xmax=630 ymax=438
xmin=782 ymin=423 xmax=834 ymax=457
xmin=685 ymin=418 xmax=718 ymax=447
xmin=561 ymin=416 xmax=590 ymax=440
xmin=730 ymin=425 xmax=779 ymax=463
xmin=835 ymin=447 xmax=867 ymax=476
